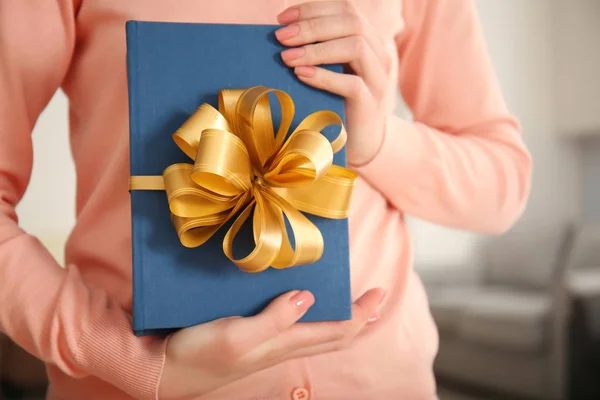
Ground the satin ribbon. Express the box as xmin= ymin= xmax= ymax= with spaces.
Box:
xmin=130 ymin=86 xmax=357 ymax=273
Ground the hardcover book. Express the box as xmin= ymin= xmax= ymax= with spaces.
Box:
xmin=126 ymin=21 xmax=352 ymax=336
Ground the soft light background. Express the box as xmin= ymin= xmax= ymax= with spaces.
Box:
xmin=16 ymin=0 xmax=600 ymax=271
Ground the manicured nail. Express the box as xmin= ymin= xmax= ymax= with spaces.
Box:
xmin=294 ymin=66 xmax=316 ymax=78
xmin=281 ymin=47 xmax=306 ymax=62
xmin=278 ymin=7 xmax=300 ymax=24
xmin=290 ymin=290 xmax=314 ymax=311
xmin=275 ymin=24 xmax=300 ymax=41
xmin=367 ymin=312 xmax=380 ymax=325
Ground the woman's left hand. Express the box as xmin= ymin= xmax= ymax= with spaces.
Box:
xmin=276 ymin=1 xmax=390 ymax=166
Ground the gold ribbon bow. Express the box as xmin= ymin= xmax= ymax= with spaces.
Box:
xmin=129 ymin=86 xmax=357 ymax=273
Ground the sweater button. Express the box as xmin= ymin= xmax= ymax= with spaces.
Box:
xmin=291 ymin=387 xmax=310 ymax=400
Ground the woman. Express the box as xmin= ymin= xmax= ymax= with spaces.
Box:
xmin=0 ymin=0 xmax=531 ymax=399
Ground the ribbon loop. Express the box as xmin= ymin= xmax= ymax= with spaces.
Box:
xmin=129 ymin=87 xmax=357 ymax=273
xmin=264 ymin=129 xmax=334 ymax=187
xmin=191 ymin=129 xmax=253 ymax=195
xmin=163 ymin=163 xmax=239 ymax=219
xmin=172 ymin=103 xmax=231 ymax=159
xmin=292 ymin=110 xmax=347 ymax=154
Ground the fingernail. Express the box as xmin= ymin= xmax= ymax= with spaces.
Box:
xmin=367 ymin=312 xmax=380 ymax=325
xmin=290 ymin=290 xmax=314 ymax=311
xmin=275 ymin=24 xmax=300 ymax=41
xmin=278 ymin=7 xmax=300 ymax=24
xmin=281 ymin=47 xmax=306 ymax=62
xmin=294 ymin=66 xmax=316 ymax=78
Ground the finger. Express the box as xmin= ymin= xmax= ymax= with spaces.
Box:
xmin=255 ymin=288 xmax=386 ymax=363
xmin=278 ymin=1 xmax=356 ymax=24
xmin=275 ymin=14 xmax=358 ymax=47
xmin=275 ymin=13 xmax=390 ymax=74
xmin=224 ymin=290 xmax=315 ymax=355
xmin=294 ymin=66 xmax=368 ymax=100
xmin=281 ymin=36 xmax=386 ymax=93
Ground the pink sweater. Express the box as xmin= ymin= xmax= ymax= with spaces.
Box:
xmin=0 ymin=0 xmax=531 ymax=399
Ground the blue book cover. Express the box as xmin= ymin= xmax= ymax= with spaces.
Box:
xmin=126 ymin=21 xmax=352 ymax=336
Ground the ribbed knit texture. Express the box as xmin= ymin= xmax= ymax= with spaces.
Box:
xmin=75 ymin=313 xmax=166 ymax=400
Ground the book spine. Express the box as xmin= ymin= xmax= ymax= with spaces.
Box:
xmin=125 ymin=21 xmax=145 ymax=335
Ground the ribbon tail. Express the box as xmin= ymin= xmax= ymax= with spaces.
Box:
xmin=259 ymin=199 xmax=294 ymax=270
xmin=223 ymin=189 xmax=283 ymax=273
xmin=262 ymin=187 xmax=323 ymax=269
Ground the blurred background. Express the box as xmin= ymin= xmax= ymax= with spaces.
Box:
xmin=1 ymin=0 xmax=600 ymax=399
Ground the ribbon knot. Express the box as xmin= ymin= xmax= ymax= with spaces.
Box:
xmin=254 ymin=175 xmax=265 ymax=187
xmin=130 ymin=86 xmax=357 ymax=273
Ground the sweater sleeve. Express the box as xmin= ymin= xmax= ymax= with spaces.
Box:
xmin=352 ymin=0 xmax=532 ymax=234
xmin=0 ymin=2 xmax=165 ymax=399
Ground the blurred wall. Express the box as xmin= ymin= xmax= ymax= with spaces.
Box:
xmin=15 ymin=87 xmax=73 ymax=264
xmin=15 ymin=0 xmax=594 ymax=269
xmin=553 ymin=0 xmax=600 ymax=136
xmin=581 ymin=139 xmax=600 ymax=219
xmin=552 ymin=0 xmax=600 ymax=220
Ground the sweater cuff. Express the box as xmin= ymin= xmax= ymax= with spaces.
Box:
xmin=75 ymin=309 xmax=167 ymax=400
xmin=350 ymin=115 xmax=423 ymax=198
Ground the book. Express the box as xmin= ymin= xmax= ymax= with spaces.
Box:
xmin=126 ymin=21 xmax=351 ymax=336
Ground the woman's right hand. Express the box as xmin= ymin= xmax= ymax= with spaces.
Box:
xmin=157 ymin=288 xmax=386 ymax=399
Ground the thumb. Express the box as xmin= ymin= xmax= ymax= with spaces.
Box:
xmin=233 ymin=290 xmax=315 ymax=352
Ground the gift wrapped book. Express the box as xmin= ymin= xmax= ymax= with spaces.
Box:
xmin=126 ymin=21 xmax=354 ymax=336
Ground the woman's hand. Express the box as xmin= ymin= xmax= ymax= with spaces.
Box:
xmin=276 ymin=1 xmax=391 ymax=166
xmin=158 ymin=288 xmax=385 ymax=399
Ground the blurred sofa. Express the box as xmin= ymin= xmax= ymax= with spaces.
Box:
xmin=0 ymin=336 xmax=48 ymax=398
xmin=423 ymin=221 xmax=600 ymax=400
